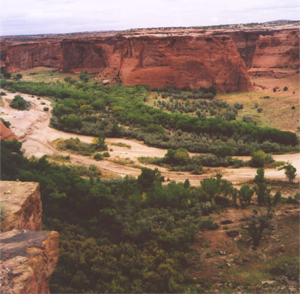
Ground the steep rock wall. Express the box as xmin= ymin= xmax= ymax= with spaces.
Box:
xmin=0 ymin=181 xmax=59 ymax=294
xmin=62 ymin=35 xmax=253 ymax=92
xmin=252 ymin=30 xmax=299 ymax=69
xmin=3 ymin=41 xmax=61 ymax=73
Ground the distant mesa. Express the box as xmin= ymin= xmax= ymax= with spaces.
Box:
xmin=1 ymin=25 xmax=299 ymax=92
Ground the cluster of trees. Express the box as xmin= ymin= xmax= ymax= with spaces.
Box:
xmin=56 ymin=135 xmax=107 ymax=156
xmin=1 ymin=79 xmax=298 ymax=155
xmin=9 ymin=94 xmax=31 ymax=110
xmin=1 ymin=140 xmax=298 ymax=292
xmin=1 ymin=139 xmax=221 ymax=293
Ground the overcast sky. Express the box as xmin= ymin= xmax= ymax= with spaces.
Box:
xmin=1 ymin=0 xmax=299 ymax=36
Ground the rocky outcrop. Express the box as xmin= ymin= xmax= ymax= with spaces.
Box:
xmin=0 ymin=182 xmax=42 ymax=232
xmin=2 ymin=28 xmax=299 ymax=90
xmin=0 ymin=181 xmax=59 ymax=294
xmin=0 ymin=121 xmax=19 ymax=141
xmin=62 ymin=35 xmax=253 ymax=92
xmin=0 ymin=230 xmax=59 ymax=294
xmin=252 ymin=30 xmax=299 ymax=69
xmin=3 ymin=41 xmax=61 ymax=73
xmin=223 ymin=30 xmax=274 ymax=68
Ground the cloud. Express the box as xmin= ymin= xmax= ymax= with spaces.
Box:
xmin=0 ymin=0 xmax=299 ymax=35
xmin=210 ymin=17 xmax=219 ymax=22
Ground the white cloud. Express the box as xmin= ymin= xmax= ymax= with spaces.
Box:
xmin=0 ymin=0 xmax=299 ymax=35
xmin=210 ymin=17 xmax=219 ymax=22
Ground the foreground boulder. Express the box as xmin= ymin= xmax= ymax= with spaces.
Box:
xmin=0 ymin=181 xmax=59 ymax=294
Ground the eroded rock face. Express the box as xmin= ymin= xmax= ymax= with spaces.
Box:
xmin=0 ymin=230 xmax=59 ymax=294
xmin=3 ymin=41 xmax=61 ymax=73
xmin=2 ymin=28 xmax=298 ymax=90
xmin=62 ymin=35 xmax=253 ymax=92
xmin=252 ymin=30 xmax=299 ymax=69
xmin=0 ymin=121 xmax=19 ymax=141
xmin=0 ymin=181 xmax=59 ymax=294
xmin=0 ymin=182 xmax=42 ymax=232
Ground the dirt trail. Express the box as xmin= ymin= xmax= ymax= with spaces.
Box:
xmin=1 ymin=90 xmax=299 ymax=185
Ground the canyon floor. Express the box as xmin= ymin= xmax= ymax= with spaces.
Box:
xmin=1 ymin=70 xmax=299 ymax=294
xmin=0 ymin=72 xmax=299 ymax=188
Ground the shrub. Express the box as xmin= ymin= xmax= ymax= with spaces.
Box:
xmin=279 ymin=163 xmax=297 ymax=182
xmin=238 ymin=185 xmax=254 ymax=208
xmin=69 ymin=79 xmax=77 ymax=85
xmin=242 ymin=115 xmax=253 ymax=124
xmin=234 ymin=102 xmax=243 ymax=109
xmin=43 ymin=107 xmax=49 ymax=111
xmin=41 ymin=102 xmax=46 ymax=105
xmin=103 ymin=152 xmax=110 ymax=157
xmin=250 ymin=150 xmax=269 ymax=167
xmin=215 ymin=146 xmax=235 ymax=157
xmin=10 ymin=95 xmax=31 ymax=110
xmin=0 ymin=91 xmax=6 ymax=96
xmin=64 ymin=76 xmax=72 ymax=83
xmin=243 ymin=209 xmax=273 ymax=247
xmin=257 ymin=107 xmax=263 ymax=113
xmin=16 ymin=74 xmax=23 ymax=79
xmin=94 ymin=153 xmax=103 ymax=160
xmin=283 ymin=86 xmax=288 ymax=91
xmin=0 ymin=118 xmax=11 ymax=128
xmin=3 ymin=72 xmax=11 ymax=79
xmin=0 ymin=202 xmax=7 ymax=222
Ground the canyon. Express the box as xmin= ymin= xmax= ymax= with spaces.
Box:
xmin=1 ymin=26 xmax=299 ymax=92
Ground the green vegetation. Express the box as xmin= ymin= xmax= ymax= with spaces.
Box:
xmin=0 ymin=117 xmax=11 ymax=128
xmin=9 ymin=94 xmax=31 ymax=110
xmin=0 ymin=201 xmax=7 ymax=222
xmin=1 ymin=139 xmax=296 ymax=293
xmin=2 ymin=140 xmax=221 ymax=293
xmin=243 ymin=208 xmax=274 ymax=247
xmin=93 ymin=153 xmax=103 ymax=160
xmin=1 ymin=80 xmax=298 ymax=157
xmin=109 ymin=142 xmax=131 ymax=149
xmin=54 ymin=137 xmax=107 ymax=156
xmin=250 ymin=150 xmax=274 ymax=167
xmin=279 ymin=163 xmax=297 ymax=182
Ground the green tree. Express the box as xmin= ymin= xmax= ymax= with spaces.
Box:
xmin=279 ymin=163 xmax=297 ymax=182
xmin=174 ymin=148 xmax=189 ymax=165
xmin=138 ymin=168 xmax=163 ymax=190
xmin=238 ymin=185 xmax=254 ymax=208
xmin=243 ymin=209 xmax=273 ymax=247
xmin=95 ymin=134 xmax=107 ymax=151
xmin=64 ymin=76 xmax=71 ymax=83
xmin=215 ymin=146 xmax=235 ymax=158
xmin=253 ymin=168 xmax=267 ymax=205
xmin=3 ymin=72 xmax=11 ymax=79
xmin=250 ymin=150 xmax=267 ymax=167
xmin=79 ymin=72 xmax=89 ymax=82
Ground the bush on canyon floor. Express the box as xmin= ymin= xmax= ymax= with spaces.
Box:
xmin=0 ymin=117 xmax=11 ymax=128
xmin=10 ymin=95 xmax=31 ymax=110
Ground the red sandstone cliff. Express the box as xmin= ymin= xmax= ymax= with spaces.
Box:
xmin=0 ymin=121 xmax=19 ymax=141
xmin=3 ymin=41 xmax=61 ymax=73
xmin=0 ymin=181 xmax=59 ymax=294
xmin=251 ymin=29 xmax=299 ymax=69
xmin=61 ymin=35 xmax=253 ymax=92
xmin=1 ymin=28 xmax=299 ymax=91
